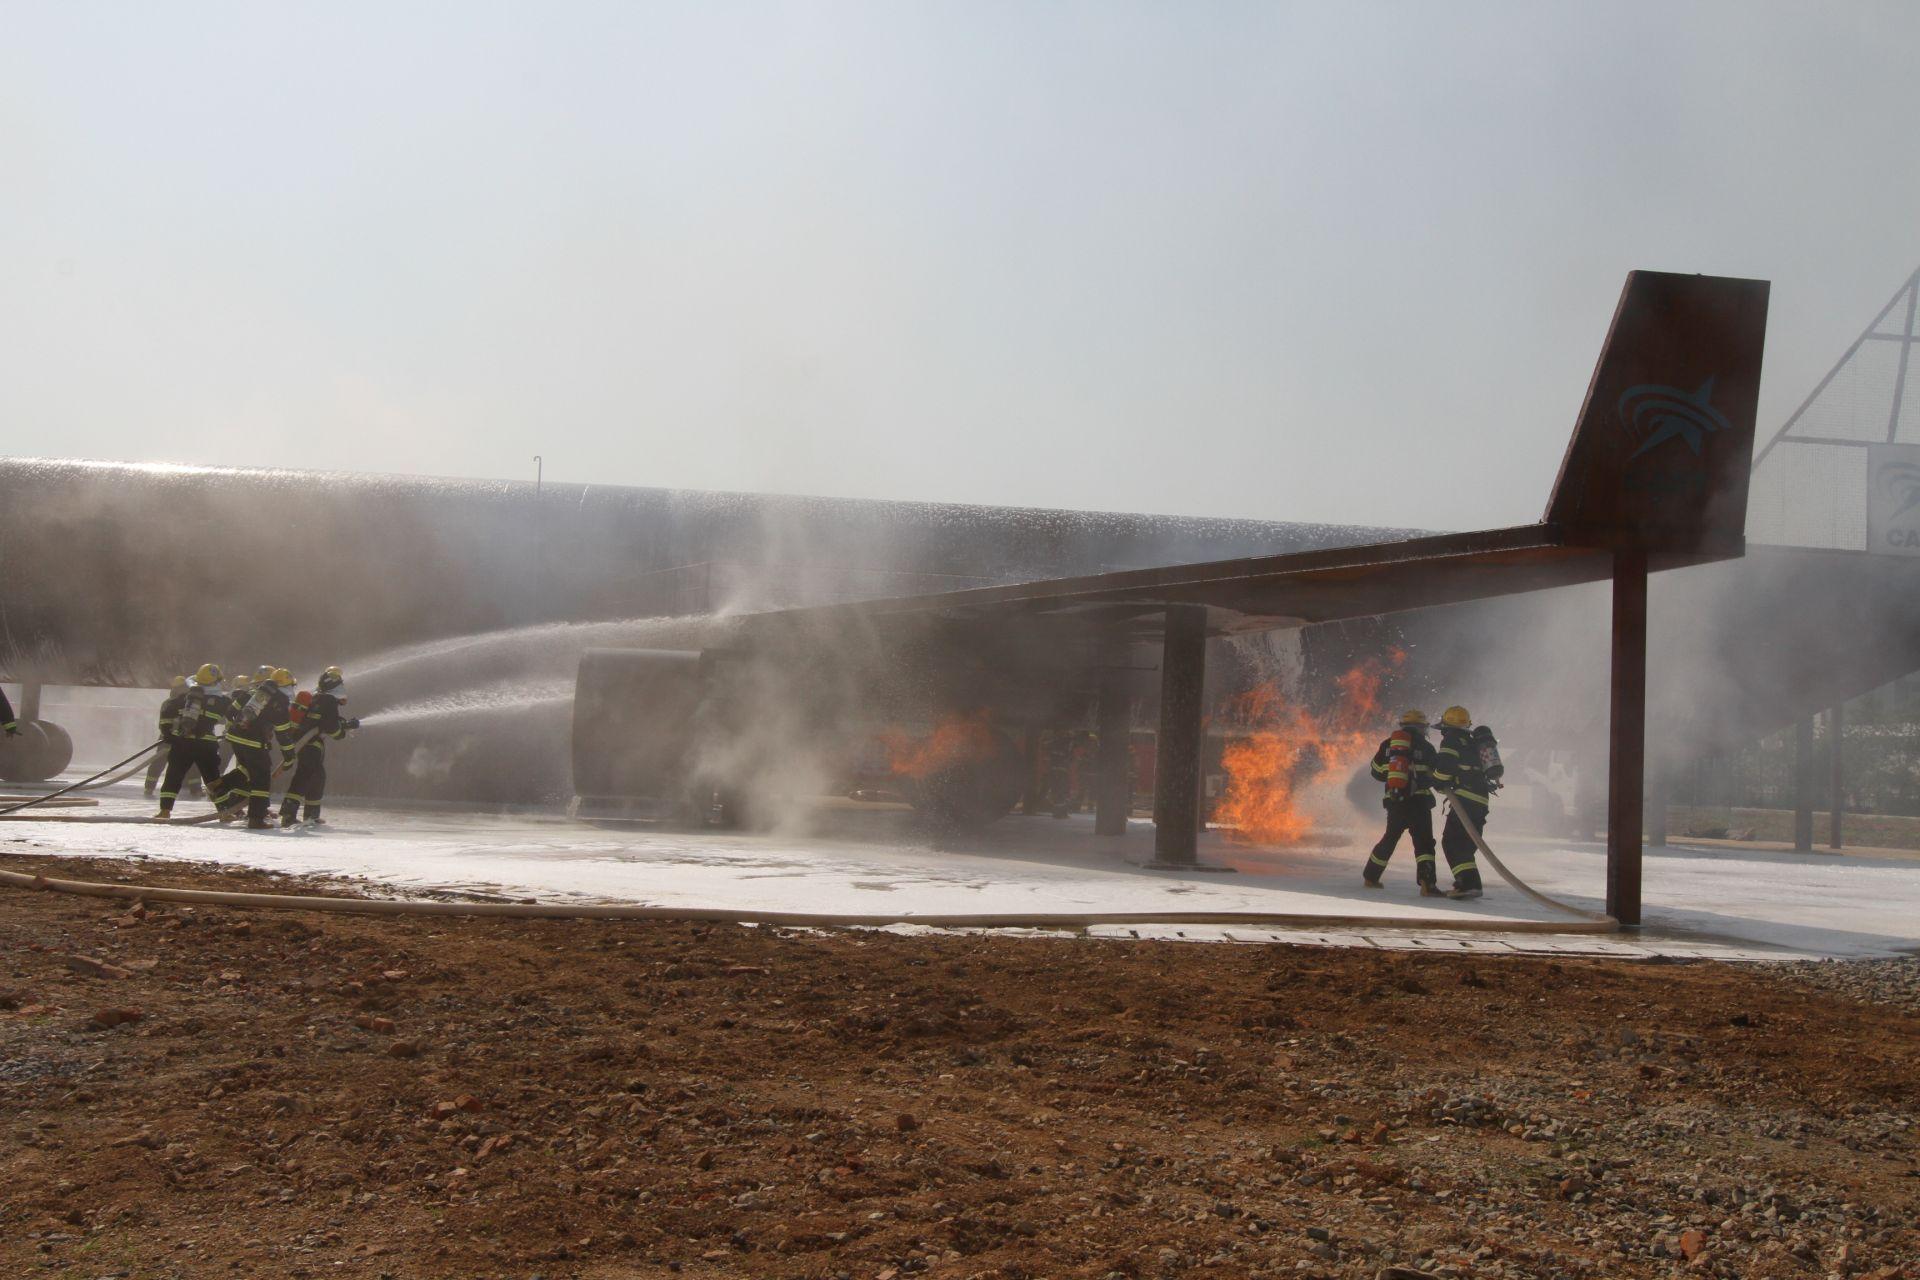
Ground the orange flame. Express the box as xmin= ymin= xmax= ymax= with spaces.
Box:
xmin=883 ymin=710 xmax=999 ymax=780
xmin=1215 ymin=654 xmax=1401 ymax=844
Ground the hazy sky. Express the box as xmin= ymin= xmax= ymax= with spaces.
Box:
xmin=4 ymin=2 xmax=1917 ymax=531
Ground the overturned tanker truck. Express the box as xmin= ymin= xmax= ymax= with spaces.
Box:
xmin=0 ymin=455 xmax=1401 ymax=795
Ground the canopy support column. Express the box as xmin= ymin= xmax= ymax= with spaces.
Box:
xmin=1794 ymin=716 xmax=1816 ymax=852
xmin=1607 ymin=551 xmax=1646 ymax=926
xmin=1150 ymin=606 xmax=1217 ymax=869
xmin=1020 ymin=729 xmax=1044 ymax=816
xmin=1828 ymin=702 xmax=1845 ymax=850
xmin=1095 ymin=667 xmax=1132 ymax=837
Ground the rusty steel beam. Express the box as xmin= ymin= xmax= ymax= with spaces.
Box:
xmin=1020 ymin=729 xmax=1044 ymax=817
xmin=1150 ymin=607 xmax=1207 ymax=867
xmin=1794 ymin=716 xmax=1815 ymax=852
xmin=1647 ymin=766 xmax=1669 ymax=848
xmin=1606 ymin=551 xmax=1647 ymax=925
xmin=1094 ymin=668 xmax=1132 ymax=837
xmin=1829 ymin=702 xmax=1845 ymax=850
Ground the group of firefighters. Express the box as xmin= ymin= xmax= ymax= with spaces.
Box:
xmin=148 ymin=663 xmax=358 ymax=829
xmin=1365 ymin=705 xmax=1501 ymax=900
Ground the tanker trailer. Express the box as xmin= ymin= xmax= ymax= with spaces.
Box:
xmin=571 ymin=645 xmax=1041 ymax=830
xmin=0 ymin=692 xmax=75 ymax=783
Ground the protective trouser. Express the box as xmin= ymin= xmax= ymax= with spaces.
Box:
xmin=1440 ymin=797 xmax=1487 ymax=893
xmin=216 ymin=739 xmax=275 ymax=827
xmin=157 ymin=739 xmax=222 ymax=814
xmin=1366 ymin=799 xmax=1438 ymax=886
xmin=144 ymin=742 xmax=169 ymax=793
xmin=282 ymin=743 xmax=327 ymax=825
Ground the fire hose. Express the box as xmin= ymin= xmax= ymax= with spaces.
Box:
xmin=72 ymin=743 xmax=168 ymax=791
xmin=0 ymin=742 xmax=169 ymax=817
xmin=1436 ymin=788 xmax=1613 ymax=924
xmin=272 ymin=728 xmax=318 ymax=776
xmin=0 ymin=744 xmax=164 ymax=797
xmin=3 ymin=726 xmax=348 ymax=824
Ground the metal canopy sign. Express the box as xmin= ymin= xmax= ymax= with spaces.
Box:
xmin=1867 ymin=443 xmax=1920 ymax=555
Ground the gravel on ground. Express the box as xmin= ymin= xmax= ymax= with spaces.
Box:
xmin=2 ymin=853 xmax=1917 ymax=1280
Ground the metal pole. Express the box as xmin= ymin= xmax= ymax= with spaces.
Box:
xmin=1094 ymin=668 xmax=1132 ymax=837
xmin=1606 ymin=551 xmax=1647 ymax=925
xmin=1887 ymin=279 xmax=1918 ymax=441
xmin=1151 ymin=606 xmax=1207 ymax=867
xmin=1646 ymin=763 xmax=1669 ymax=848
xmin=1793 ymin=715 xmax=1815 ymax=852
xmin=1020 ymin=729 xmax=1044 ymax=816
xmin=534 ymin=455 xmax=543 ymax=495
xmin=1827 ymin=702 xmax=1845 ymax=850
xmin=20 ymin=682 xmax=42 ymax=722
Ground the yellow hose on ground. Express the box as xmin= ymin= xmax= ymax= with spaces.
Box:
xmin=1436 ymin=788 xmax=1612 ymax=924
xmin=0 ymin=812 xmax=219 ymax=825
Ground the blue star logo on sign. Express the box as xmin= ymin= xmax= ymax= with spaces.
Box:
xmin=1616 ymin=378 xmax=1731 ymax=460
xmin=1878 ymin=461 xmax=1920 ymax=522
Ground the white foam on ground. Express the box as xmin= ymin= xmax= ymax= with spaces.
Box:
xmin=4 ymin=791 xmax=1917 ymax=960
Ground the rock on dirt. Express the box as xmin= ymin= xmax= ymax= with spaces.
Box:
xmin=63 ymin=954 xmax=132 ymax=979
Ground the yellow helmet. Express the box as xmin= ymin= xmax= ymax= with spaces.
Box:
xmin=168 ymin=674 xmax=188 ymax=691
xmin=1441 ymin=705 xmax=1472 ymax=728
xmin=272 ymin=668 xmax=296 ymax=688
xmin=1397 ymin=708 xmax=1429 ymax=728
xmin=193 ymin=663 xmax=222 ymax=686
xmin=232 ymin=674 xmax=252 ymax=691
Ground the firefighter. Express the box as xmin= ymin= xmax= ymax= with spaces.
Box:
xmin=280 ymin=666 xmax=358 ymax=826
xmin=1433 ymin=706 xmax=1500 ymax=900
xmin=155 ymin=665 xmax=228 ymax=819
xmin=216 ymin=674 xmax=248 ymax=785
xmin=1363 ymin=708 xmax=1442 ymax=894
xmin=144 ymin=675 xmax=189 ymax=796
xmin=251 ymin=665 xmax=285 ymax=774
xmin=216 ymin=668 xmax=295 ymax=829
